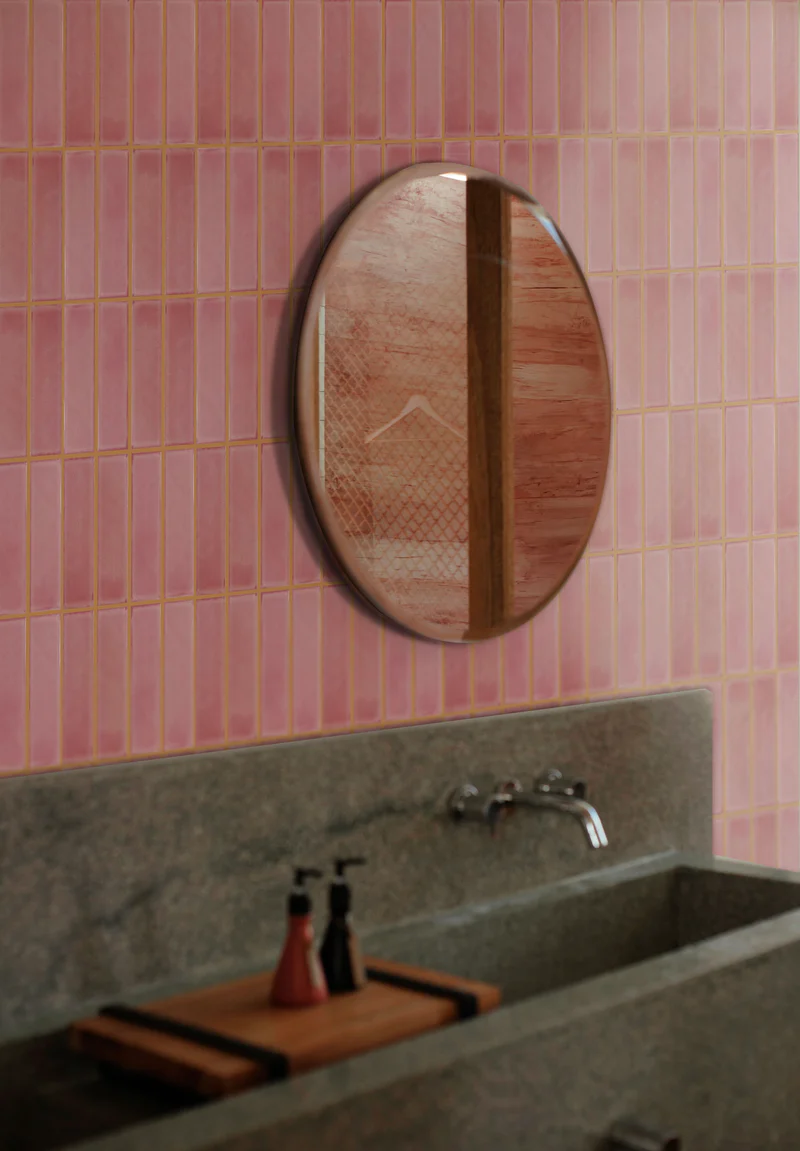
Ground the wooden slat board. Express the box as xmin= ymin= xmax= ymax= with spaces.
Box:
xmin=70 ymin=958 xmax=501 ymax=1099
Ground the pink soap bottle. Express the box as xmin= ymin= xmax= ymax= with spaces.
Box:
xmin=270 ymin=867 xmax=329 ymax=1008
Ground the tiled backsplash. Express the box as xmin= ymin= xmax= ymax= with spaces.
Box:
xmin=0 ymin=0 xmax=797 ymax=867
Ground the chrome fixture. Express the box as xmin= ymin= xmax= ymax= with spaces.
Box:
xmin=448 ymin=769 xmax=608 ymax=849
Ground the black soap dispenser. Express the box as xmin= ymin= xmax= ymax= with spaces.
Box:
xmin=319 ymin=857 xmax=367 ymax=994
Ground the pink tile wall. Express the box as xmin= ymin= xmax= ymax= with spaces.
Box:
xmin=0 ymin=0 xmax=797 ymax=868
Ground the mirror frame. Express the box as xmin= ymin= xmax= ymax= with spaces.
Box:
xmin=294 ymin=162 xmax=612 ymax=644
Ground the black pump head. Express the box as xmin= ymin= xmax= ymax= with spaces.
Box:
xmin=293 ymin=867 xmax=323 ymax=886
xmin=333 ymin=857 xmax=366 ymax=878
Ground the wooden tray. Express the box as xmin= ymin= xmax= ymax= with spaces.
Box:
xmin=70 ymin=957 xmax=501 ymax=1099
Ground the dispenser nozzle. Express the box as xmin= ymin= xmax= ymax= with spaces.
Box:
xmin=333 ymin=857 xmax=366 ymax=877
xmin=293 ymin=867 xmax=323 ymax=886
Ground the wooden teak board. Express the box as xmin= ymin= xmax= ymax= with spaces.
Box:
xmin=70 ymin=957 xmax=501 ymax=1099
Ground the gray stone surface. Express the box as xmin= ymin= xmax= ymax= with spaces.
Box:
xmin=0 ymin=689 xmax=712 ymax=1040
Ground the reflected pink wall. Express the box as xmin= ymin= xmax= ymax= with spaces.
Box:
xmin=0 ymin=0 xmax=797 ymax=869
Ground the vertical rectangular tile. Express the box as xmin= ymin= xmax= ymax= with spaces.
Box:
xmin=64 ymin=152 xmax=95 ymax=300
xmin=444 ymin=643 xmax=471 ymax=712
xmin=166 ymin=150 xmax=195 ymax=295
xmin=323 ymin=144 xmax=352 ymax=241
xmin=63 ymin=457 xmax=95 ymax=608
xmin=0 ymin=2 xmax=28 ymax=146
xmin=133 ymin=0 xmax=163 ymax=144
xmin=353 ymin=141 xmax=381 ymax=195
xmin=229 ymin=149 xmax=258 ymax=291
xmin=670 ymin=410 xmax=696 ymax=543
xmin=614 ymin=277 xmax=641 ymax=410
xmin=166 ymin=0 xmax=196 ymax=143
xmin=751 ymin=269 xmax=775 ymax=399
xmin=352 ymin=604 xmax=382 ymax=724
xmin=776 ymin=135 xmax=799 ymax=266
xmin=229 ymin=296 xmax=258 ymax=441
xmin=322 ymin=584 xmax=351 ymax=727
xmin=725 ymin=541 xmax=750 ymax=674
xmin=697 ymin=408 xmax=722 ymax=541
xmin=472 ymin=638 xmax=499 ymax=710
xmin=385 ymin=1 xmax=412 ymax=139
xmin=532 ymin=599 xmax=558 ymax=701
xmin=616 ymin=552 xmax=642 ymax=689
xmin=197 ymin=149 xmax=226 ymax=293
xmin=670 ymin=273 xmax=695 ymax=405
xmin=98 ymin=302 xmax=128 ymax=450
xmin=615 ymin=1 xmax=640 ymax=134
xmin=195 ymin=447 xmax=226 ymax=594
xmin=163 ymin=600 xmax=193 ymax=749
xmin=754 ymin=811 xmax=778 ymax=867
xmin=643 ymin=0 xmax=668 ymax=132
xmin=504 ymin=1 xmax=528 ymax=137
xmin=779 ymin=807 xmax=800 ymax=872
xmin=228 ymin=594 xmax=258 ymax=742
xmin=697 ymin=544 xmax=723 ymax=676
xmin=230 ymin=0 xmax=258 ymax=141
xmin=723 ymin=1 xmax=747 ymax=130
xmin=725 ymin=678 xmax=751 ymax=811
xmin=753 ymin=675 xmax=778 ymax=808
xmin=777 ymin=401 xmax=799 ymax=534
xmin=324 ymin=0 xmax=351 ymax=140
xmin=587 ymin=140 xmax=612 ymax=273
xmin=0 ymin=155 xmax=28 ymax=303
xmin=260 ymin=443 xmax=290 ymax=587
xmin=615 ymin=140 xmax=640 ymax=272
xmin=98 ymin=454 xmax=128 ymax=604
xmin=474 ymin=0 xmax=500 ymax=137
xmin=292 ymin=146 xmax=322 ymax=288
xmin=559 ymin=0 xmax=584 ymax=134
xmin=65 ymin=0 xmax=95 ymax=145
xmin=558 ymin=139 xmax=585 ymax=268
xmin=131 ymin=301 xmax=162 ymax=447
xmin=33 ymin=0 xmax=64 ymax=145
xmin=587 ymin=1 xmax=612 ymax=135
xmin=30 ymin=460 xmax=62 ymax=612
xmin=354 ymin=2 xmax=381 ymax=139
xmin=643 ymin=139 xmax=668 ymax=269
xmin=751 ymin=404 xmax=776 ymax=536
xmin=194 ymin=598 xmax=225 ymax=745
xmin=752 ymin=538 xmax=777 ymax=673
xmin=724 ymin=270 xmax=748 ymax=401
xmin=32 ymin=153 xmax=62 ymax=301
xmin=778 ymin=537 xmax=799 ymax=667
xmin=445 ymin=0 xmax=471 ymax=136
xmin=644 ymin=275 xmax=669 ymax=406
xmin=292 ymin=586 xmax=322 ymax=733
xmin=503 ymin=623 xmax=530 ymax=705
xmin=132 ymin=150 xmax=162 ymax=296
xmin=0 ymin=311 xmax=27 ymax=459
xmin=588 ymin=554 xmax=614 ymax=693
xmin=64 ymin=304 xmax=95 ymax=454
xmin=0 ymin=464 xmax=26 ymax=615
xmin=195 ymin=296 xmax=226 ymax=442
xmin=696 ymin=1 xmax=721 ymax=130
xmin=503 ymin=140 xmax=529 ymax=192
xmin=669 ymin=137 xmax=694 ymax=269
xmin=776 ymin=268 xmax=799 ymax=399
xmin=775 ymin=2 xmax=799 ymax=130
xmin=616 ymin=414 xmax=642 ymax=550
xmin=294 ymin=0 xmax=322 ymax=141
xmin=29 ymin=614 xmax=61 ymax=768
xmin=263 ymin=1 xmax=291 ymax=140
xmin=261 ymin=294 xmax=290 ymax=439
xmin=165 ymin=449 xmax=194 ymax=597
xmin=697 ymin=271 xmax=722 ymax=404
xmin=261 ymin=590 xmax=290 ymax=736
xmin=669 ymin=1 xmax=694 ymax=130
xmin=131 ymin=452 xmax=161 ymax=601
xmin=558 ymin=562 xmax=586 ymax=696
xmin=778 ymin=671 xmax=799 ymax=804
xmin=749 ymin=1 xmax=774 ymax=131
xmin=750 ymin=136 xmax=775 ymax=265
xmin=198 ymin=0 xmax=226 ymax=142
xmin=99 ymin=151 xmax=129 ymax=298
xmin=228 ymin=444 xmax=258 ymax=591
xmin=531 ymin=0 xmax=557 ymax=134
xmin=531 ymin=139 xmax=558 ymax=219
xmin=30 ymin=307 xmax=62 ymax=456
xmin=644 ymin=412 xmax=669 ymax=547
xmin=62 ymin=612 xmax=93 ymax=762
xmin=725 ymin=405 xmax=750 ymax=537
xmin=670 ymin=546 xmax=696 ymax=681
xmin=696 ymin=137 xmax=721 ymax=268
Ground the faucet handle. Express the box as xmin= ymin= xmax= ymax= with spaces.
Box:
xmin=533 ymin=769 xmax=587 ymax=800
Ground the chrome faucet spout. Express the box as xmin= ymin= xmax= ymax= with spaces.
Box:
xmin=511 ymin=791 xmax=608 ymax=850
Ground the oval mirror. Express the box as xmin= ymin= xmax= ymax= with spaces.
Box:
xmin=295 ymin=163 xmax=612 ymax=643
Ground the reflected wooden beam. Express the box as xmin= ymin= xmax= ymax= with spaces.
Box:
xmin=466 ymin=179 xmax=514 ymax=635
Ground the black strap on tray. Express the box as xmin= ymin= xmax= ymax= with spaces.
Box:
xmin=364 ymin=966 xmax=480 ymax=1020
xmin=98 ymin=1004 xmax=290 ymax=1080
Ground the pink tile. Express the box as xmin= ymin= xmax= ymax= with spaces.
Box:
xmin=229 ymin=149 xmax=258 ymax=290
xmin=723 ymin=136 xmax=747 ymax=266
xmin=559 ymin=0 xmax=584 ymax=134
xmin=474 ymin=140 xmax=500 ymax=174
xmin=587 ymin=1 xmax=612 ymax=134
xmin=643 ymin=0 xmax=668 ymax=132
xmin=751 ymin=269 xmax=775 ymax=400
xmin=615 ymin=1 xmax=640 ymax=133
xmin=752 ymin=538 xmax=777 ymax=673
xmin=670 ymin=410 xmax=696 ymax=544
xmin=776 ymin=269 xmax=799 ymax=399
xmin=0 ymin=2 xmax=28 ymax=146
xmin=413 ymin=3 xmax=441 ymax=140
xmin=558 ymin=140 xmax=586 ymax=268
xmin=698 ymin=544 xmax=723 ymax=676
xmin=323 ymin=145 xmax=351 ymax=241
xmin=531 ymin=140 xmax=558 ymax=218
xmin=228 ymin=445 xmax=258 ymax=591
xmin=195 ymin=296 xmax=225 ymax=442
xmin=726 ymin=814 xmax=752 ymax=863
xmin=197 ymin=0 xmax=226 ymax=142
xmin=32 ymin=153 xmax=62 ymax=301
xmin=131 ymin=301 xmax=162 ymax=447
xmin=32 ymin=0 xmax=64 ymax=145
xmin=163 ymin=600 xmax=193 ymax=749
xmin=230 ymin=1 xmax=258 ymax=141
xmin=0 ymin=155 xmax=28 ymax=303
xmin=195 ymin=598 xmax=225 ymax=744
xmin=779 ymin=806 xmax=800 ymax=872
xmin=591 ymin=275 xmax=614 ymax=367
xmin=698 ymin=409 xmax=722 ymax=541
xmin=0 ymin=618 xmax=25 ymax=771
xmin=292 ymin=471 xmax=322 ymax=585
xmin=166 ymin=0 xmax=196 ymax=143
xmin=615 ymin=140 xmax=640 ymax=271
xmin=724 ymin=271 xmax=748 ymax=402
xmin=324 ymin=0 xmax=351 ymax=140
xmin=29 ymin=614 xmax=62 ymax=768
xmin=754 ymin=810 xmax=778 ymax=868
xmin=504 ymin=1 xmax=528 ymax=136
xmin=383 ymin=625 xmax=412 ymax=722
xmin=261 ymin=295 xmax=290 ymax=439
xmin=293 ymin=587 xmax=322 ymax=732
xmin=750 ymin=136 xmax=775 ymax=265
xmin=503 ymin=623 xmax=530 ymax=705
xmin=530 ymin=0 xmax=557 ymax=134
xmin=777 ymin=401 xmax=799 ymax=534
xmin=670 ymin=547 xmax=695 ymax=680
xmin=196 ymin=149 xmax=227 ymax=292
xmin=228 ymin=296 xmax=257 ymax=441
xmin=132 ymin=151 xmax=162 ymax=296
xmin=503 ymin=140 xmax=529 ymax=191
xmin=62 ymin=611 xmax=94 ymax=763
xmin=712 ymin=819 xmax=725 ymax=857
xmin=63 ymin=457 xmax=95 ymax=609
xmin=589 ymin=439 xmax=613 ymax=551
xmin=165 ymin=449 xmax=194 ymax=597
xmin=353 ymin=2 xmax=380 ymax=139
xmin=260 ymin=443 xmax=290 ymax=587
xmin=670 ymin=274 xmax=695 ymax=405
xmin=696 ymin=1 xmax=721 ymax=130
xmin=587 ymin=555 xmax=614 ymax=693
xmin=616 ymin=552 xmax=642 ymax=689
xmin=0 ymin=464 xmax=26 ymax=615
xmin=263 ymin=1 xmax=291 ymax=141
xmin=412 ymin=637 xmax=441 ymax=718
xmin=532 ymin=598 xmax=558 ymax=701
xmin=616 ymin=415 xmax=642 ymax=550
xmin=723 ymin=1 xmax=747 ymax=130
xmin=752 ymin=405 xmax=776 ymax=536
xmin=643 ymin=139 xmax=668 ymax=270
xmin=725 ymin=406 xmax=749 ymax=537
xmin=710 ymin=679 xmax=723 ymax=816
xmin=645 ymin=551 xmax=670 ymax=684
xmin=444 ymin=0 xmax=470 ymax=135
xmin=697 ymin=272 xmax=722 ymax=404
xmin=778 ymin=671 xmax=799 ymax=805
xmin=131 ymin=452 xmax=162 ymax=601
xmin=474 ymin=636 xmax=501 ymax=708
xmin=166 ymin=151 xmax=195 ymax=295
xmin=444 ymin=643 xmax=471 ymax=712
xmin=775 ymin=2 xmax=799 ymax=130
xmin=293 ymin=146 xmax=322 ymax=288
xmin=644 ymin=412 xmax=669 ymax=547
xmin=669 ymin=138 xmax=694 ymax=269
xmin=228 ymin=594 xmax=258 ymax=741
xmin=669 ymin=1 xmax=694 ymax=130
xmin=99 ymin=151 xmax=129 ymax=297
xmin=474 ymin=1 xmax=500 ymax=137
xmin=353 ymin=142 xmax=381 ymax=194
xmin=749 ymin=1 xmax=774 ymax=130
xmin=294 ymin=0 xmax=322 ymax=141
xmin=30 ymin=307 xmax=62 ymax=456
xmin=696 ymin=137 xmax=721 ymax=268
xmin=64 ymin=304 xmax=95 ymax=455
xmin=195 ymin=448 xmax=226 ymax=593
xmin=725 ymin=541 xmax=750 ymax=674
xmin=725 ymin=678 xmax=751 ymax=810
xmin=321 ymin=584 xmax=351 ymax=727
xmin=385 ymin=1 xmax=412 ymax=139
xmin=352 ymin=604 xmax=382 ymax=724
xmin=98 ymin=454 xmax=128 ymax=604
xmin=133 ymin=0 xmax=163 ymax=144
xmin=754 ymin=675 xmax=778 ymax=808
xmin=587 ymin=140 xmax=612 ymax=273
xmin=776 ymin=135 xmax=799 ymax=265
xmin=559 ymin=561 xmax=586 ymax=696
xmin=65 ymin=0 xmax=95 ymax=145
xmin=0 ymin=311 xmax=27 ymax=459
xmin=644 ymin=276 xmax=669 ymax=406
xmin=64 ymin=152 xmax=95 ymax=300
xmin=30 ymin=460 xmax=62 ymax=612
xmin=614 ymin=278 xmax=641 ymax=411
xmin=778 ymin=537 xmax=799 ymax=667
xmin=98 ymin=302 xmax=128 ymax=450
xmin=261 ymin=590 xmax=290 ymax=736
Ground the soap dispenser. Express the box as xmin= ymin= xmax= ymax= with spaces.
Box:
xmin=270 ymin=867 xmax=329 ymax=1008
xmin=319 ymin=857 xmax=367 ymax=994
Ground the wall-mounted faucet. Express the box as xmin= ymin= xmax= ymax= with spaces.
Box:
xmin=448 ymin=769 xmax=609 ymax=850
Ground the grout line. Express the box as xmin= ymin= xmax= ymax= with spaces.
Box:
xmin=159 ymin=0 xmax=168 ymax=757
